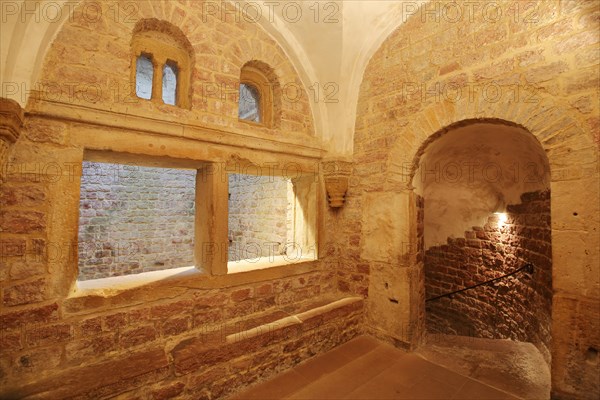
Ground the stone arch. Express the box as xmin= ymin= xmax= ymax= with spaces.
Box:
xmin=31 ymin=0 xmax=315 ymax=137
xmin=385 ymin=93 xmax=598 ymax=395
xmin=239 ymin=60 xmax=283 ymax=129
xmin=132 ymin=18 xmax=194 ymax=57
xmin=385 ymin=94 xmax=596 ymax=191
xmin=410 ymin=116 xmax=552 ymax=358
xmin=353 ymin=2 xmax=599 ymax=396
xmin=222 ymin=38 xmax=314 ymax=136
xmin=131 ymin=18 xmax=195 ymax=108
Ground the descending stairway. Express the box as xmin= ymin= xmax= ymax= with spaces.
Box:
xmin=417 ymin=334 xmax=551 ymax=399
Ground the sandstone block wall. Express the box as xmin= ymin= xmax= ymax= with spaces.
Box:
xmin=37 ymin=1 xmax=315 ymax=137
xmin=0 ymin=1 xmax=346 ymax=398
xmin=78 ymin=161 xmax=196 ymax=280
xmin=228 ymin=174 xmax=292 ymax=262
xmin=425 ymin=190 xmax=552 ymax=360
xmin=350 ymin=1 xmax=599 ymax=397
xmin=0 ymin=272 xmax=358 ymax=399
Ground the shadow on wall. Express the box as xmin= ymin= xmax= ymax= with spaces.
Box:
xmin=425 ymin=190 xmax=552 ymax=363
xmin=414 ymin=122 xmax=552 ymax=365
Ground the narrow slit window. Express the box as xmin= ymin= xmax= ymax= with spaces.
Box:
xmin=239 ymin=83 xmax=261 ymax=123
xmin=135 ymin=54 xmax=154 ymax=100
xmin=162 ymin=61 xmax=178 ymax=105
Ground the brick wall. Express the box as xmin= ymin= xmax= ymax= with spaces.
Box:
xmin=351 ymin=1 xmax=598 ymax=396
xmin=0 ymin=1 xmax=345 ymax=398
xmin=228 ymin=174 xmax=292 ymax=262
xmin=78 ymin=167 xmax=296 ymax=278
xmin=77 ymin=161 xmax=196 ymax=280
xmin=425 ymin=190 xmax=551 ymax=360
xmin=0 ymin=268 xmax=353 ymax=399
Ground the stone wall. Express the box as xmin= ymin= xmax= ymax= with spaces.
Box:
xmin=0 ymin=271 xmax=359 ymax=399
xmin=349 ymin=1 xmax=599 ymax=397
xmin=425 ymin=190 xmax=552 ymax=361
xmin=78 ymin=161 xmax=196 ymax=280
xmin=37 ymin=1 xmax=314 ymax=138
xmin=228 ymin=174 xmax=292 ymax=262
xmin=0 ymin=122 xmax=339 ymax=399
xmin=0 ymin=0 xmax=346 ymax=398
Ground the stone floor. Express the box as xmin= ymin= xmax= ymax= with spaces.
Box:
xmin=230 ymin=335 xmax=551 ymax=399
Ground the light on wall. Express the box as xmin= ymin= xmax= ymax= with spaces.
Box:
xmin=494 ymin=212 xmax=508 ymax=228
xmin=493 ymin=197 xmax=507 ymax=228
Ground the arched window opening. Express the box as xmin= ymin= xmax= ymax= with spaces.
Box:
xmin=239 ymin=62 xmax=279 ymax=128
xmin=239 ymin=83 xmax=261 ymax=123
xmin=162 ymin=61 xmax=178 ymax=106
xmin=131 ymin=19 xmax=194 ymax=109
xmin=135 ymin=54 xmax=154 ymax=100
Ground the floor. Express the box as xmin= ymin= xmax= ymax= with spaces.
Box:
xmin=230 ymin=335 xmax=551 ymax=399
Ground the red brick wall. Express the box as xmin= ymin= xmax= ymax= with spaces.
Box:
xmin=78 ymin=162 xmax=196 ymax=280
xmin=228 ymin=174 xmax=291 ymax=262
xmin=0 ymin=247 xmax=352 ymax=399
xmin=425 ymin=190 xmax=551 ymax=359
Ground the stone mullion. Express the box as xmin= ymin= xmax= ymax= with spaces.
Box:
xmin=195 ymin=164 xmax=229 ymax=276
xmin=152 ymin=56 xmax=165 ymax=103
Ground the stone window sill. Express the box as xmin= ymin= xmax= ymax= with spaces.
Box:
xmin=227 ymin=254 xmax=317 ymax=274
xmin=65 ymin=258 xmax=319 ymax=314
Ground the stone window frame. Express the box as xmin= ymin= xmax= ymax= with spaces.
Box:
xmin=225 ymin=168 xmax=318 ymax=274
xmin=239 ymin=64 xmax=275 ymax=128
xmin=74 ymin=150 xmax=319 ymax=291
xmin=130 ymin=24 xmax=192 ymax=109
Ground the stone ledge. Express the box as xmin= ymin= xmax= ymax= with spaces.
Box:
xmin=26 ymin=99 xmax=324 ymax=159
xmin=226 ymin=297 xmax=363 ymax=344
xmin=226 ymin=315 xmax=302 ymax=343
xmin=64 ymin=261 xmax=322 ymax=315
xmin=171 ymin=296 xmax=364 ymax=375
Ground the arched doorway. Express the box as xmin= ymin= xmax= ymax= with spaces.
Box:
xmin=412 ymin=120 xmax=552 ymax=397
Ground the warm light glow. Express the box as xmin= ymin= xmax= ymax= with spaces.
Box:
xmin=494 ymin=212 xmax=508 ymax=228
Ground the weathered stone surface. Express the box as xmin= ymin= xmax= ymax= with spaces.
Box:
xmin=0 ymin=211 xmax=45 ymax=234
xmin=171 ymin=337 xmax=231 ymax=376
xmin=1 ymin=0 xmax=598 ymax=399
xmin=26 ymin=323 xmax=72 ymax=347
xmin=149 ymin=381 xmax=186 ymax=400
xmin=0 ymin=98 xmax=24 ymax=180
xmin=552 ymin=295 xmax=600 ymax=400
xmin=360 ymin=192 xmax=411 ymax=263
xmin=12 ymin=345 xmax=63 ymax=376
xmin=24 ymin=119 xmax=68 ymax=145
xmin=0 ymin=185 xmax=46 ymax=207
xmin=0 ymin=239 xmax=26 ymax=257
xmin=119 ymin=325 xmax=157 ymax=348
xmin=8 ymin=261 xmax=46 ymax=281
xmin=10 ymin=348 xmax=169 ymax=399
xmin=350 ymin=1 xmax=599 ymax=398
xmin=0 ymin=303 xmax=59 ymax=329
xmin=231 ymin=287 xmax=253 ymax=302
xmin=0 ymin=329 xmax=23 ymax=352
xmin=3 ymin=278 xmax=47 ymax=307
xmin=65 ymin=333 xmax=118 ymax=364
